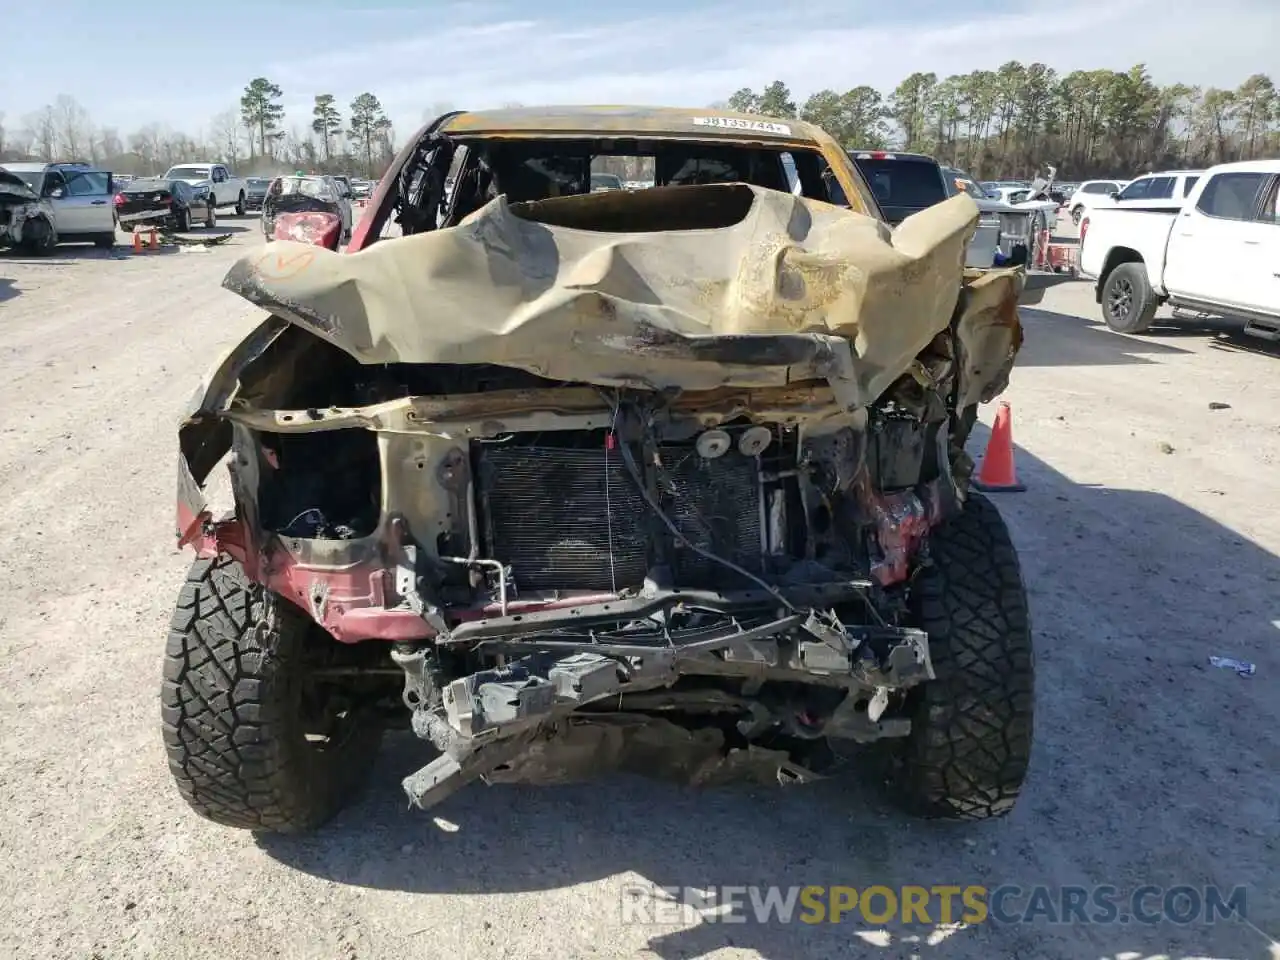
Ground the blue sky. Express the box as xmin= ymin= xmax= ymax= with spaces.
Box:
xmin=3 ymin=0 xmax=1277 ymax=138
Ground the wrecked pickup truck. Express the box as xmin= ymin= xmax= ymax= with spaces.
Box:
xmin=0 ymin=167 xmax=57 ymax=254
xmin=165 ymin=106 xmax=1035 ymax=834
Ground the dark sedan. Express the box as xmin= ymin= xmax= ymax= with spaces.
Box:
xmin=244 ymin=177 xmax=271 ymax=212
xmin=114 ymin=178 xmax=216 ymax=231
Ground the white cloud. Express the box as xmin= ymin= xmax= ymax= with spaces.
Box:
xmin=13 ymin=0 xmax=1275 ymax=135
xmin=258 ymin=0 xmax=1278 ymax=134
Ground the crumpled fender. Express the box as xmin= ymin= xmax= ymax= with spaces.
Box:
xmin=176 ymin=315 xmax=290 ymax=545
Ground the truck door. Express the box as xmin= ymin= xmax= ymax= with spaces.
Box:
xmin=1238 ymin=176 xmax=1279 ymax=316
xmin=1164 ymin=170 xmax=1270 ymax=310
xmin=211 ymin=166 xmax=227 ymax=205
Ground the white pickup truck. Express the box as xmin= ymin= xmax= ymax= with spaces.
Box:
xmin=161 ymin=162 xmax=248 ymax=215
xmin=1078 ymin=159 xmax=1280 ymax=338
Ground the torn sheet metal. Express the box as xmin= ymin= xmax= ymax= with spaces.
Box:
xmin=0 ymin=169 xmax=56 ymax=250
xmin=220 ymin=183 xmax=1016 ymax=410
xmin=953 ymin=266 xmax=1025 ymax=410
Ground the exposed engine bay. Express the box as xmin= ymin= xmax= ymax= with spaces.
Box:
xmin=176 ymin=122 xmax=1028 ymax=810
xmin=0 ymin=169 xmax=57 ymax=252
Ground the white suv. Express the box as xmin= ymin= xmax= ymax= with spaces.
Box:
xmin=1068 ymin=179 xmax=1128 ymax=225
xmin=2 ymin=161 xmax=118 ymax=248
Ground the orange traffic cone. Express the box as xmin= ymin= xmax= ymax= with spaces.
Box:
xmin=972 ymin=401 xmax=1026 ymax=492
xmin=148 ymin=227 xmax=158 ymax=249
xmin=131 ymin=230 xmax=142 ymax=254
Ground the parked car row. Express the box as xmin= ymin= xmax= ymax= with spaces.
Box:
xmin=0 ymin=157 xmax=376 ymax=253
xmin=842 ymin=151 xmax=1039 ymax=270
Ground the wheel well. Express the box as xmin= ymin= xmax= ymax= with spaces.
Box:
xmin=1095 ymin=247 xmax=1144 ymax=303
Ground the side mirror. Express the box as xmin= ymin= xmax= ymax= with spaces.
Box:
xmin=1109 ymin=191 xmax=1121 ymax=200
xmin=49 ymin=187 xmax=65 ymax=199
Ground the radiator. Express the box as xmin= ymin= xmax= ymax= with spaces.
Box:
xmin=473 ymin=439 xmax=765 ymax=592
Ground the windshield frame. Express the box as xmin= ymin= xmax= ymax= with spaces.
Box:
xmin=164 ymin=166 xmax=212 ymax=180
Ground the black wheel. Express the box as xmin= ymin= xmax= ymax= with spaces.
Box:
xmin=207 ymin=194 xmax=218 ymax=212
xmin=1070 ymin=206 xmax=1083 ymax=225
xmin=175 ymin=207 xmax=191 ymax=232
xmin=19 ymin=216 xmax=56 ymax=254
xmin=235 ymin=191 xmax=246 ymax=215
xmin=894 ymin=493 xmax=1034 ymax=821
xmin=1101 ymin=262 xmax=1158 ymax=334
xmin=161 ymin=555 xmax=383 ymax=833
xmin=204 ymin=203 xmax=216 ymax=229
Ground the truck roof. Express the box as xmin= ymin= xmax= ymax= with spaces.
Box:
xmin=438 ymin=105 xmax=824 ymax=145
xmin=1199 ymin=159 xmax=1280 ymax=175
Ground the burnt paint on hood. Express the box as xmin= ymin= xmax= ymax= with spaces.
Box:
xmin=220 ymin=183 xmax=1003 ymax=410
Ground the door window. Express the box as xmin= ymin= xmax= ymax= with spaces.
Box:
xmin=1196 ymin=172 xmax=1269 ymax=220
xmin=65 ymin=171 xmax=109 ymax=196
xmin=1181 ymin=176 xmax=1199 ymax=197
xmin=1145 ymin=177 xmax=1175 ymax=199
xmin=1083 ymin=182 xmax=1114 ymax=194
xmin=1118 ymin=178 xmax=1151 ymax=200
xmin=1257 ymin=178 xmax=1279 ymax=224
xmin=41 ymin=171 xmax=68 ymax=197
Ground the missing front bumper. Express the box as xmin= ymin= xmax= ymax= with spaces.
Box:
xmin=395 ymin=604 xmax=933 ymax=810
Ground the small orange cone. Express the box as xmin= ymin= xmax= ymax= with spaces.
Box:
xmin=131 ymin=230 xmax=142 ymax=254
xmin=148 ymin=227 xmax=158 ymax=249
xmin=972 ymin=401 xmax=1026 ymax=492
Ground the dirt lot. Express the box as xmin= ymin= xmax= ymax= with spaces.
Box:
xmin=1 ymin=218 xmax=1277 ymax=960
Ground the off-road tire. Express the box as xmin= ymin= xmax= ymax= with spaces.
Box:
xmin=235 ymin=191 xmax=246 ymax=216
xmin=161 ymin=555 xmax=383 ymax=833
xmin=895 ymin=493 xmax=1034 ymax=820
xmin=1101 ymin=262 xmax=1158 ymax=334
xmin=176 ymin=207 xmax=191 ymax=232
xmin=1070 ymin=205 xmax=1083 ymax=225
xmin=204 ymin=204 xmax=216 ymax=228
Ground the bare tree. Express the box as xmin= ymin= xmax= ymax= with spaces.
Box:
xmin=23 ymin=106 xmax=58 ymax=161
xmin=53 ymin=94 xmax=93 ymax=161
xmin=127 ymin=124 xmax=163 ymax=171
xmin=95 ymin=127 xmax=123 ymax=162
xmin=209 ymin=109 xmax=241 ymax=165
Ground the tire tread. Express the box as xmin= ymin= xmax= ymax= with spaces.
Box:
xmin=899 ymin=493 xmax=1035 ymax=820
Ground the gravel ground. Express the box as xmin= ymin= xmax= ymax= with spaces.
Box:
xmin=0 ymin=217 xmax=1276 ymax=960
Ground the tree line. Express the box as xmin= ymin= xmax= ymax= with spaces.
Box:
xmin=723 ymin=65 xmax=1278 ymax=180
xmin=0 ymin=78 xmax=398 ymax=178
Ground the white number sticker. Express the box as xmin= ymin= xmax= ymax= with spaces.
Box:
xmin=691 ymin=117 xmax=792 ymax=135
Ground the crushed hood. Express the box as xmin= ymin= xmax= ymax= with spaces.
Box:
xmin=221 ymin=183 xmax=1019 ymax=409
